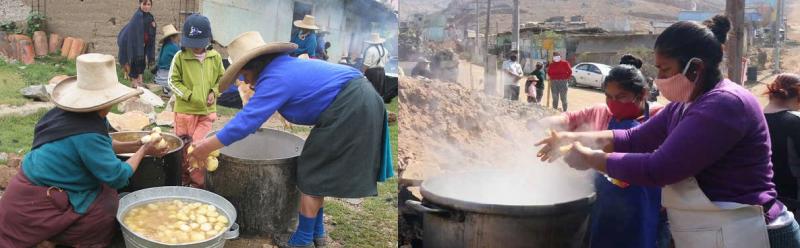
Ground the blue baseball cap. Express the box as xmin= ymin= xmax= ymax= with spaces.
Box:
xmin=181 ymin=14 xmax=211 ymax=48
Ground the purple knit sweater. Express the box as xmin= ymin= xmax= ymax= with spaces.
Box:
xmin=606 ymin=79 xmax=782 ymax=221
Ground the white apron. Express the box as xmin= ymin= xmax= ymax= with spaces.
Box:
xmin=662 ymin=177 xmax=770 ymax=248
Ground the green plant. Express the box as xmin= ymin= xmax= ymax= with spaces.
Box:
xmin=0 ymin=21 xmax=20 ymax=34
xmin=25 ymin=11 xmax=47 ymax=36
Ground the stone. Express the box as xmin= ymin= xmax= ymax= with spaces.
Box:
xmin=164 ymin=94 xmax=176 ymax=112
xmin=107 ymin=111 xmax=152 ymax=131
xmin=0 ymin=165 xmax=18 ymax=190
xmin=119 ymin=97 xmax=155 ymax=114
xmin=341 ymin=198 xmax=364 ymax=205
xmin=137 ymin=87 xmax=165 ymax=107
xmin=145 ymin=84 xmax=164 ymax=95
xmin=19 ymin=85 xmax=49 ymax=101
xmin=46 ymin=75 xmax=70 ymax=95
xmin=156 ymin=111 xmax=175 ymax=127
xmin=6 ymin=153 xmax=22 ymax=168
xmin=0 ymin=153 xmax=7 ymax=162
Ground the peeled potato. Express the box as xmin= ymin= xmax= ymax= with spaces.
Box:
xmin=188 ymin=145 xmax=194 ymax=154
xmin=140 ymin=135 xmax=152 ymax=144
xmin=156 ymin=139 xmax=168 ymax=149
xmin=152 ymin=127 xmax=162 ymax=133
xmin=206 ymin=157 xmax=219 ymax=172
xmin=209 ymin=149 xmax=220 ymax=157
xmin=124 ymin=199 xmax=227 ymax=244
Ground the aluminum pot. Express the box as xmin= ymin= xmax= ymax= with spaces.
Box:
xmin=406 ymin=169 xmax=595 ymax=248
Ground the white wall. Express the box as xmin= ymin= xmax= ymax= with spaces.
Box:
xmin=201 ymin=0 xmax=349 ymax=62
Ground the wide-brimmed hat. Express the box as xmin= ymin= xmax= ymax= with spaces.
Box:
xmin=160 ymin=24 xmax=180 ymax=43
xmin=364 ymin=33 xmax=385 ymax=44
xmin=293 ymin=15 xmax=320 ymax=30
xmin=51 ymin=54 xmax=143 ymax=112
xmin=182 ymin=14 xmax=212 ymax=48
xmin=218 ymin=32 xmax=298 ymax=91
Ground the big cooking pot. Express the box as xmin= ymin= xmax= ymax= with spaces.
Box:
xmin=406 ymin=168 xmax=596 ymax=248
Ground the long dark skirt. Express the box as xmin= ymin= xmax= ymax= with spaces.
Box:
xmin=0 ymin=170 xmax=119 ymax=247
xmin=364 ymin=67 xmax=386 ymax=96
xmin=296 ymin=77 xmax=385 ymax=198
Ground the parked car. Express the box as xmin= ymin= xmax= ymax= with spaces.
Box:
xmin=570 ymin=62 xmax=613 ymax=88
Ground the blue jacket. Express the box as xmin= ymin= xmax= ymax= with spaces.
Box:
xmin=216 ymin=54 xmax=362 ymax=146
xmin=290 ymin=31 xmax=317 ymax=57
xmin=117 ymin=9 xmax=156 ymax=65
xmin=157 ymin=41 xmax=180 ymax=70
xmin=23 ymin=133 xmax=133 ymax=214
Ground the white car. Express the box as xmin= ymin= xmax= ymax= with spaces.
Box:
xmin=570 ymin=62 xmax=613 ymax=88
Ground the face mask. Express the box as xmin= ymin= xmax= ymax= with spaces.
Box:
xmin=607 ymin=99 xmax=642 ymax=120
xmin=654 ymin=58 xmax=700 ymax=103
xmin=553 ymin=56 xmax=561 ymax=62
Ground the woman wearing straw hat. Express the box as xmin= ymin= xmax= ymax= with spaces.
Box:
xmin=290 ymin=15 xmax=319 ymax=58
xmin=0 ymin=54 xmax=168 ymax=247
xmin=187 ymin=31 xmax=394 ymax=248
xmin=153 ymin=24 xmax=181 ymax=93
xmin=362 ymin=33 xmax=390 ymax=95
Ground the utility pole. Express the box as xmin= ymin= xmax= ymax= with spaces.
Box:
xmin=726 ymin=0 xmax=745 ymax=84
xmin=512 ymin=0 xmax=520 ymax=52
xmin=773 ymin=0 xmax=784 ymax=73
xmin=484 ymin=0 xmax=493 ymax=94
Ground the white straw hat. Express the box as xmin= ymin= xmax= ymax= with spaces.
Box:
xmin=364 ymin=33 xmax=386 ymax=44
xmin=51 ymin=54 xmax=143 ymax=112
xmin=293 ymin=15 xmax=320 ymax=30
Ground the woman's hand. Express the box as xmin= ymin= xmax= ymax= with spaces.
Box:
xmin=207 ymin=92 xmax=216 ymax=106
xmin=187 ymin=136 xmax=225 ymax=169
xmin=535 ymin=130 xmax=578 ymax=162
xmin=142 ymin=136 xmax=169 ymax=157
xmin=562 ymin=142 xmax=607 ymax=172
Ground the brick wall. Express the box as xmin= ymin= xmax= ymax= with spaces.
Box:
xmin=13 ymin=0 xmax=198 ymax=56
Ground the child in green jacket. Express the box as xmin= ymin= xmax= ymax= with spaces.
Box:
xmin=167 ymin=14 xmax=224 ymax=188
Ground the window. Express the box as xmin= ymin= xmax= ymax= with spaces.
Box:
xmin=587 ymin=65 xmax=601 ymax=74
xmin=576 ymin=64 xmax=590 ymax=71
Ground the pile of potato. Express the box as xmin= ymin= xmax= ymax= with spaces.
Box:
xmin=187 ymin=145 xmax=221 ymax=172
xmin=123 ymin=199 xmax=230 ymax=244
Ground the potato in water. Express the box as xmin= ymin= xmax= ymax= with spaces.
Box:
xmin=122 ymin=200 xmax=229 ymax=244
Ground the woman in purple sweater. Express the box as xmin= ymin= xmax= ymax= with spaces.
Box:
xmin=537 ymin=16 xmax=800 ymax=247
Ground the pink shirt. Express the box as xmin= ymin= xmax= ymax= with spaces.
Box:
xmin=564 ymin=104 xmax=663 ymax=132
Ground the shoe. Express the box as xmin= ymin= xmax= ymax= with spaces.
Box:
xmin=314 ymin=236 xmax=327 ymax=247
xmin=273 ymin=233 xmax=314 ymax=248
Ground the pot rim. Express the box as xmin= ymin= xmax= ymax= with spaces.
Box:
xmin=208 ymin=128 xmax=304 ymax=165
xmin=110 ymin=131 xmax=184 ymax=157
xmin=420 ymin=170 xmax=596 ymax=216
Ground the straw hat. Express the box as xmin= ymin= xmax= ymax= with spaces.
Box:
xmin=218 ymin=32 xmax=298 ymax=91
xmin=364 ymin=33 xmax=385 ymax=44
xmin=51 ymin=54 xmax=143 ymax=112
xmin=160 ymin=24 xmax=180 ymax=43
xmin=293 ymin=15 xmax=320 ymax=30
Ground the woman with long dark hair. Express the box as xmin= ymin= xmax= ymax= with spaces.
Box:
xmin=117 ymin=0 xmax=156 ymax=88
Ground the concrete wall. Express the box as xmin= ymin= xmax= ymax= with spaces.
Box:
xmin=14 ymin=0 xmax=195 ymax=57
xmin=0 ymin=0 xmax=31 ymax=23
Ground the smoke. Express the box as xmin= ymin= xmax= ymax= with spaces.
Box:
xmin=399 ymin=76 xmax=595 ymax=206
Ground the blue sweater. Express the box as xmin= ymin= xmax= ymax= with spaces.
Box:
xmin=290 ymin=31 xmax=317 ymax=57
xmin=22 ymin=133 xmax=133 ymax=214
xmin=216 ymin=54 xmax=362 ymax=146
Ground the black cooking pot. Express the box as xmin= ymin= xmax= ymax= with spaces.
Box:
xmin=110 ymin=131 xmax=186 ymax=192
xmin=407 ymin=169 xmax=596 ymax=248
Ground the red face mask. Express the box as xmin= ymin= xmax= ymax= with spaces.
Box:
xmin=606 ymin=99 xmax=642 ymax=120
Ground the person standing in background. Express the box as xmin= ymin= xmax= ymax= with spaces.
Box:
xmin=168 ymin=14 xmax=225 ymax=188
xmin=117 ymin=0 xmax=156 ymax=88
xmin=764 ymin=73 xmax=800 ymax=213
xmin=527 ymin=62 xmax=545 ymax=104
xmin=362 ymin=33 xmax=390 ymax=95
xmin=290 ymin=15 xmax=319 ymax=58
xmin=502 ymin=53 xmax=524 ymax=100
xmin=547 ymin=51 xmax=573 ymax=111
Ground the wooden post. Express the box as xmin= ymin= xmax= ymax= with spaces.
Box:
xmin=726 ymin=0 xmax=745 ymax=84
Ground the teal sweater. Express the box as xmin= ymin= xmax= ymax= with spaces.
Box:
xmin=22 ymin=133 xmax=133 ymax=214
